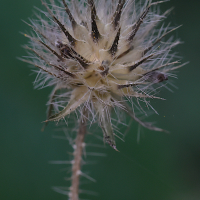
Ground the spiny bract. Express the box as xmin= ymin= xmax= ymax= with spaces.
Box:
xmin=23 ymin=0 xmax=183 ymax=150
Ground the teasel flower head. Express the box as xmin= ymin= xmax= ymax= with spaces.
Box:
xmin=22 ymin=0 xmax=184 ymax=150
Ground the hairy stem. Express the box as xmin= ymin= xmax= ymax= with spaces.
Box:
xmin=70 ymin=113 xmax=87 ymax=200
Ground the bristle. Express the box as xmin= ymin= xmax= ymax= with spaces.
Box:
xmin=123 ymin=102 xmax=167 ymax=132
xmin=117 ymin=83 xmax=138 ymax=89
xmin=34 ymin=64 xmax=60 ymax=78
xmin=112 ymin=0 xmax=126 ymax=29
xmin=23 ymin=20 xmax=54 ymax=46
xmin=61 ymin=0 xmax=77 ymax=29
xmin=115 ymin=46 xmax=134 ymax=60
xmin=25 ymin=45 xmax=75 ymax=77
xmin=128 ymin=5 xmax=150 ymax=42
xmin=109 ymin=28 xmax=121 ymax=57
xmin=22 ymin=58 xmax=60 ymax=78
xmin=144 ymin=61 xmax=180 ymax=74
xmin=143 ymin=26 xmax=182 ymax=55
xmin=88 ymin=0 xmax=101 ymax=42
xmin=38 ymin=39 xmax=63 ymax=61
xmin=41 ymin=0 xmax=77 ymax=46
xmin=129 ymin=54 xmax=154 ymax=71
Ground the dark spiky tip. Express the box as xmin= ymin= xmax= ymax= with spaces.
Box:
xmin=112 ymin=0 xmax=126 ymax=29
xmin=128 ymin=5 xmax=150 ymax=42
xmin=41 ymin=0 xmax=77 ymax=46
xmin=88 ymin=0 xmax=101 ymax=42
xmin=109 ymin=28 xmax=121 ymax=56
xmin=62 ymin=0 xmax=77 ymax=29
xmin=129 ymin=54 xmax=154 ymax=72
xmin=56 ymin=41 xmax=90 ymax=69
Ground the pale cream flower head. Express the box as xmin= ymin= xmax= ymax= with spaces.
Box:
xmin=22 ymin=0 xmax=184 ymax=150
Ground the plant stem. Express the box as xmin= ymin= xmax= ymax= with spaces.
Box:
xmin=69 ymin=113 xmax=87 ymax=200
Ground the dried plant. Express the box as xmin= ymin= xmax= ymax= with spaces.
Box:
xmin=22 ymin=0 xmax=185 ymax=199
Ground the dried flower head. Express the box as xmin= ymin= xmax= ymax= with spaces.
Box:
xmin=22 ymin=0 xmax=183 ymax=150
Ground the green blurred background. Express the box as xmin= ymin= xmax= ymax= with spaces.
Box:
xmin=0 ymin=0 xmax=200 ymax=199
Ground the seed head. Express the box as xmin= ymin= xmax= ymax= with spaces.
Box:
xmin=22 ymin=0 xmax=184 ymax=150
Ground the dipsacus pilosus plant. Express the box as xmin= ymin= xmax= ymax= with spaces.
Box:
xmin=22 ymin=0 xmax=184 ymax=198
